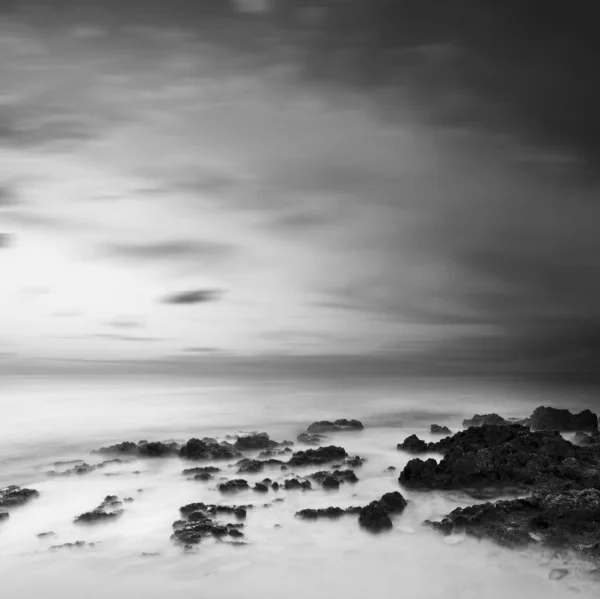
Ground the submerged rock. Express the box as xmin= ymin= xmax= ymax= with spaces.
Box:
xmin=431 ymin=424 xmax=452 ymax=435
xmin=306 ymin=419 xmax=364 ymax=434
xmin=358 ymin=501 xmax=392 ymax=531
xmin=236 ymin=459 xmax=264 ymax=474
xmin=74 ymin=495 xmax=125 ymax=523
xmin=297 ymin=432 xmax=326 ymax=445
xmin=194 ymin=472 xmax=214 ymax=481
xmin=49 ymin=541 xmax=95 ymax=551
xmin=37 ymin=531 xmax=55 ymax=538
xmin=180 ymin=438 xmax=241 ymax=461
xmin=253 ymin=483 xmax=269 ymax=493
xmin=283 ymin=478 xmax=312 ymax=490
xmin=182 ymin=466 xmax=221 ymax=476
xmin=296 ymin=506 xmax=362 ymax=519
xmin=528 ymin=406 xmax=598 ymax=432
xmin=573 ymin=431 xmax=600 ymax=447
xmin=310 ymin=469 xmax=359 ymax=486
xmin=287 ymin=446 xmax=348 ymax=467
xmin=172 ymin=502 xmax=247 ymax=545
xmin=218 ymin=479 xmax=249 ymax=493
xmin=426 ymin=488 xmax=600 ymax=558
xmin=0 ymin=485 xmax=39 ymax=509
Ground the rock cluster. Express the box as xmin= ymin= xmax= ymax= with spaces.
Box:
xmin=0 ymin=485 xmax=39 ymax=509
xmin=180 ymin=438 xmax=241 ymax=461
xmin=74 ymin=495 xmax=125 ymax=523
xmin=528 ymin=406 xmax=598 ymax=432
xmin=287 ymin=446 xmax=349 ymax=467
xmin=218 ymin=479 xmax=250 ymax=493
xmin=431 ymin=424 xmax=452 ymax=435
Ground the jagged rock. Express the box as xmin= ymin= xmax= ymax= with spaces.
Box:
xmin=287 ymin=446 xmax=348 ymax=467
xmin=310 ymin=469 xmax=359 ymax=486
xmin=138 ymin=441 xmax=180 ymax=457
xmin=529 ymin=406 xmax=598 ymax=432
xmin=74 ymin=495 xmax=125 ymax=523
xmin=218 ymin=479 xmax=249 ymax=493
xmin=172 ymin=502 xmax=248 ymax=545
xmin=462 ymin=414 xmax=511 ymax=428
xmin=431 ymin=424 xmax=452 ymax=435
xmin=182 ymin=466 xmax=221 ymax=475
xmin=253 ymin=483 xmax=269 ymax=493
xmin=296 ymin=506 xmax=362 ymax=519
xmin=0 ymin=486 xmax=39 ymax=508
xmin=426 ymin=488 xmax=600 ymax=558
xmin=397 ymin=434 xmax=432 ymax=453
xmin=236 ymin=459 xmax=264 ymax=474
xmin=399 ymin=424 xmax=600 ymax=495
xmin=259 ymin=447 xmax=293 ymax=458
xmin=297 ymin=432 xmax=326 ymax=445
xmin=283 ymin=478 xmax=312 ymax=490
xmin=234 ymin=432 xmax=278 ymax=451
xmin=307 ymin=419 xmax=364 ymax=433
xmin=94 ymin=441 xmax=138 ymax=454
xmin=345 ymin=456 xmax=366 ymax=468
xmin=180 ymin=438 xmax=241 ymax=461
xmin=573 ymin=431 xmax=600 ymax=446
xmin=179 ymin=502 xmax=249 ymax=519
xmin=358 ymin=501 xmax=392 ymax=531
xmin=49 ymin=541 xmax=95 ymax=551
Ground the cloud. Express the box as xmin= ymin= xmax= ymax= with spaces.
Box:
xmin=100 ymin=240 xmax=236 ymax=262
xmin=0 ymin=185 xmax=18 ymax=208
xmin=161 ymin=288 xmax=224 ymax=305
xmin=88 ymin=333 xmax=164 ymax=342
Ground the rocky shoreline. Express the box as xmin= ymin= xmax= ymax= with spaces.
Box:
xmin=2 ymin=408 xmax=600 ymax=570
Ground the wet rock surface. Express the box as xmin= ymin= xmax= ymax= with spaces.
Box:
xmin=0 ymin=485 xmax=39 ymax=509
xmin=426 ymin=488 xmax=600 ymax=559
xmin=358 ymin=501 xmax=393 ymax=531
xmin=49 ymin=541 xmax=96 ymax=551
xmin=74 ymin=495 xmax=125 ymax=523
xmin=306 ymin=419 xmax=364 ymax=434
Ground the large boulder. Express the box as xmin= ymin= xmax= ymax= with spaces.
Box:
xmin=218 ymin=479 xmax=249 ymax=493
xmin=236 ymin=459 xmax=264 ymax=474
xmin=234 ymin=432 xmax=279 ymax=451
xmin=358 ymin=501 xmax=392 ymax=531
xmin=431 ymin=424 xmax=452 ymax=435
xmin=379 ymin=491 xmax=407 ymax=513
xmin=397 ymin=434 xmax=433 ymax=453
xmin=462 ymin=414 xmax=510 ymax=428
xmin=528 ymin=406 xmax=598 ymax=432
xmin=179 ymin=438 xmax=241 ymax=460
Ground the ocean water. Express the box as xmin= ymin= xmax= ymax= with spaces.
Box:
xmin=1 ymin=375 xmax=599 ymax=598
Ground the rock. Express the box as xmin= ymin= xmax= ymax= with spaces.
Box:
xmin=306 ymin=419 xmax=364 ymax=433
xmin=138 ymin=441 xmax=180 ymax=457
xmin=234 ymin=432 xmax=278 ymax=451
xmin=194 ymin=472 xmax=214 ymax=481
xmin=74 ymin=495 xmax=125 ymax=523
xmin=462 ymin=414 xmax=511 ymax=428
xmin=272 ymin=482 xmax=280 ymax=490
xmin=48 ymin=462 xmax=97 ymax=477
xmin=124 ymin=497 xmax=134 ymax=503
xmin=426 ymin=489 xmax=600 ymax=558
xmin=218 ymin=479 xmax=249 ymax=493
xmin=386 ymin=466 xmax=396 ymax=471
xmin=297 ymin=432 xmax=326 ymax=445
xmin=296 ymin=506 xmax=362 ymax=519
xmin=397 ymin=434 xmax=433 ymax=453
xmin=345 ymin=456 xmax=366 ymax=468
xmin=182 ymin=466 xmax=221 ymax=475
xmin=287 ymin=446 xmax=348 ymax=467
xmin=379 ymin=491 xmax=407 ymax=513
xmin=94 ymin=441 xmax=138 ymax=455
xmin=321 ymin=476 xmax=340 ymax=489
xmin=180 ymin=438 xmax=241 ymax=461
xmin=310 ymin=469 xmax=359 ymax=486
xmin=529 ymin=406 xmax=598 ymax=432
xmin=253 ymin=483 xmax=269 ymax=493
xmin=259 ymin=447 xmax=293 ymax=458
xmin=573 ymin=431 xmax=600 ymax=446
xmin=283 ymin=478 xmax=312 ymax=490
xmin=236 ymin=459 xmax=264 ymax=474
xmin=358 ymin=501 xmax=393 ymax=531
xmin=37 ymin=531 xmax=55 ymax=538
xmin=49 ymin=541 xmax=94 ymax=551
xmin=431 ymin=424 xmax=452 ymax=435
xmin=172 ymin=502 xmax=247 ymax=545
xmin=0 ymin=485 xmax=39 ymax=508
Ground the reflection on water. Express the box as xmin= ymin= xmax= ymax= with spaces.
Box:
xmin=1 ymin=376 xmax=599 ymax=598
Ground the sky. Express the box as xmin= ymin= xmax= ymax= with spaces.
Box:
xmin=1 ymin=1 xmax=599 ymax=376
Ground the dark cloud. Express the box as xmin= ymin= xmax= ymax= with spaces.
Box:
xmin=162 ymin=288 xmax=224 ymax=305
xmin=100 ymin=240 xmax=236 ymax=262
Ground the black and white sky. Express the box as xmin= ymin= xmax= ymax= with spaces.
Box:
xmin=1 ymin=0 xmax=599 ymax=375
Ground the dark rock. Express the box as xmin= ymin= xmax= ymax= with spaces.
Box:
xmin=296 ymin=506 xmax=362 ymax=519
xmin=194 ymin=472 xmax=214 ymax=481
xmin=218 ymin=479 xmax=249 ymax=493
xmin=529 ymin=406 xmax=598 ymax=432
xmin=259 ymin=448 xmax=292 ymax=458
xmin=48 ymin=462 xmax=97 ymax=477
xmin=172 ymin=502 xmax=247 ymax=545
xmin=288 ymin=446 xmax=348 ymax=467
xmin=379 ymin=491 xmax=407 ymax=513
xmin=272 ymin=482 xmax=280 ymax=490
xmin=397 ymin=434 xmax=433 ymax=453
xmin=180 ymin=438 xmax=241 ymax=461
xmin=94 ymin=441 xmax=138 ymax=455
xmin=124 ymin=497 xmax=134 ymax=502
xmin=310 ymin=469 xmax=359 ymax=486
xmin=386 ymin=466 xmax=396 ymax=471
xmin=0 ymin=485 xmax=39 ymax=508
xmin=74 ymin=495 xmax=125 ymax=523
xmin=253 ymin=483 xmax=269 ymax=493
xmin=297 ymin=432 xmax=326 ymax=445
xmin=426 ymin=488 xmax=600 ymax=558
xmin=307 ymin=419 xmax=363 ymax=433
xmin=236 ymin=459 xmax=264 ymax=474
xmin=345 ymin=456 xmax=366 ymax=468
xmin=358 ymin=501 xmax=393 ymax=531
xmin=234 ymin=432 xmax=278 ymax=451
xmin=462 ymin=414 xmax=511 ymax=428
xmin=138 ymin=441 xmax=180 ymax=457
xmin=283 ymin=478 xmax=312 ymax=490
xmin=182 ymin=466 xmax=221 ymax=475
xmin=37 ymin=531 xmax=55 ymax=538
xmin=49 ymin=541 xmax=94 ymax=551
xmin=431 ymin=424 xmax=452 ymax=435
xmin=321 ymin=476 xmax=340 ymax=489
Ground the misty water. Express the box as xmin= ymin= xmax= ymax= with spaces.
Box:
xmin=2 ymin=376 xmax=600 ymax=598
